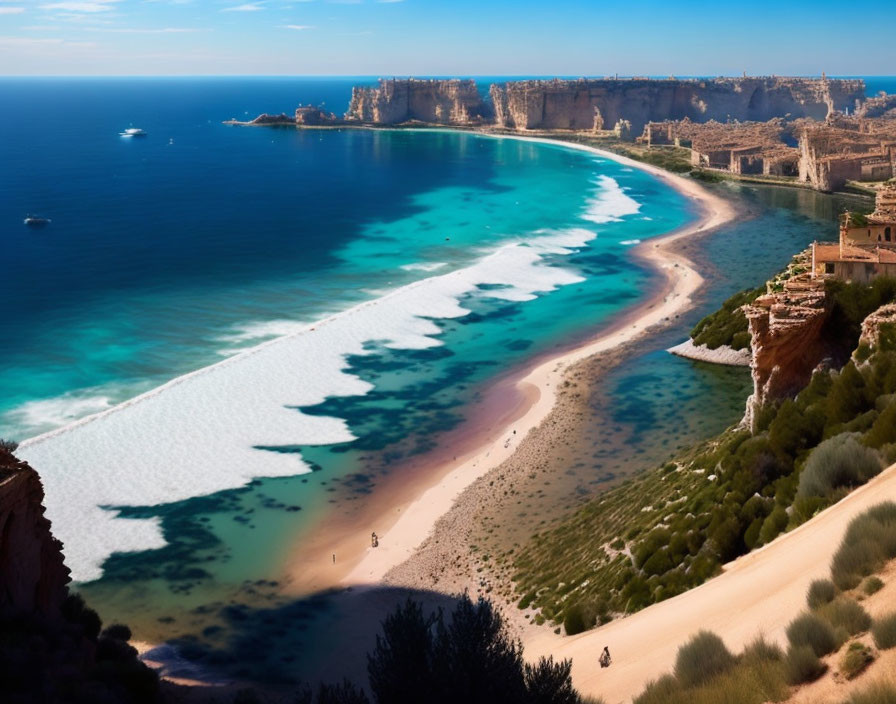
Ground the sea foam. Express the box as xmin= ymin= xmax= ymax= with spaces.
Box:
xmin=17 ymin=176 xmax=638 ymax=583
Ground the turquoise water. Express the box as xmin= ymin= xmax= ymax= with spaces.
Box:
xmin=1 ymin=80 xmax=696 ymax=641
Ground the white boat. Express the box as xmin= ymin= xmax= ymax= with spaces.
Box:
xmin=120 ymin=128 xmax=147 ymax=137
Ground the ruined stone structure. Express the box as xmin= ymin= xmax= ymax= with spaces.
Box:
xmin=295 ymin=104 xmax=340 ymax=125
xmin=0 ymin=446 xmax=69 ymax=623
xmin=856 ymin=93 xmax=896 ymax=119
xmin=812 ymin=186 xmax=896 ymax=282
xmin=489 ymin=77 xmax=865 ymax=135
xmin=798 ymin=118 xmax=896 ymax=191
xmin=345 ymin=78 xmax=487 ymax=125
xmin=743 ymin=267 xmax=830 ymax=431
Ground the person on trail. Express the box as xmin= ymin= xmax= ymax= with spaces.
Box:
xmin=599 ymin=646 xmax=611 ymax=668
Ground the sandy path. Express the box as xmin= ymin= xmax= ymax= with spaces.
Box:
xmin=524 ymin=461 xmax=896 ymax=704
xmin=340 ymin=136 xmax=735 ymax=587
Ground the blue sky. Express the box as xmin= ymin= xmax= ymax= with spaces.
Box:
xmin=1 ymin=0 xmax=895 ymax=76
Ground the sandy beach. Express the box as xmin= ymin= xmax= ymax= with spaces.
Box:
xmin=281 ymin=135 xmax=737 ymax=598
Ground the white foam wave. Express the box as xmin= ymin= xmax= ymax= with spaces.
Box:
xmin=400 ymin=261 xmax=448 ymax=272
xmin=4 ymin=391 xmax=116 ymax=437
xmin=17 ymin=174 xmax=640 ymax=583
xmin=582 ymin=175 xmax=641 ymax=224
xmin=620 ymin=239 xmax=642 ymax=246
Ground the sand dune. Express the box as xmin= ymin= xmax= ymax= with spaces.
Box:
xmin=524 ymin=461 xmax=896 ymax=704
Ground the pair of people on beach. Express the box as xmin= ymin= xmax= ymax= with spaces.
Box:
xmin=599 ymin=646 xmax=611 ymax=668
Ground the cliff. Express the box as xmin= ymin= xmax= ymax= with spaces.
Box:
xmin=0 ymin=445 xmax=159 ymax=703
xmin=0 ymin=445 xmax=69 ymax=623
xmin=743 ymin=274 xmax=830 ymax=431
xmin=489 ymin=77 xmax=866 ymax=135
xmin=345 ymin=78 xmax=487 ymax=125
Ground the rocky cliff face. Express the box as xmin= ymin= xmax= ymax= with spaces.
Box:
xmin=489 ymin=77 xmax=866 ymax=135
xmin=742 ymin=276 xmax=830 ymax=431
xmin=345 ymin=78 xmax=487 ymax=125
xmin=0 ymin=446 xmax=69 ymax=622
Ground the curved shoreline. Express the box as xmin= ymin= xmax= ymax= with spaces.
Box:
xmin=287 ymin=134 xmax=737 ymax=594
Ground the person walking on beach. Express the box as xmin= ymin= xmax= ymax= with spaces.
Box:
xmin=371 ymin=531 xmax=379 ymax=548
xmin=599 ymin=646 xmax=611 ymax=668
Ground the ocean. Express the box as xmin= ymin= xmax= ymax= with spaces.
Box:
xmin=1 ymin=76 xmax=893 ymax=681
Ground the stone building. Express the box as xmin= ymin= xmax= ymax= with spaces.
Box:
xmin=811 ymin=185 xmax=896 ymax=282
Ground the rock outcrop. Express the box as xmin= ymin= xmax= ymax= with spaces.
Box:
xmin=489 ymin=77 xmax=865 ymax=135
xmin=345 ymin=78 xmax=487 ymax=125
xmin=743 ymin=273 xmax=830 ymax=431
xmin=0 ymin=445 xmax=69 ymax=622
xmin=859 ymin=303 xmax=896 ymax=353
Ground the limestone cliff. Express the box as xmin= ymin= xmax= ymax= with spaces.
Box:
xmin=489 ymin=77 xmax=866 ymax=135
xmin=0 ymin=445 xmax=69 ymax=622
xmin=345 ymin=78 xmax=487 ymax=125
xmin=742 ymin=276 xmax=830 ymax=431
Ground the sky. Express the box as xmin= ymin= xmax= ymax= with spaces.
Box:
xmin=1 ymin=0 xmax=895 ymax=76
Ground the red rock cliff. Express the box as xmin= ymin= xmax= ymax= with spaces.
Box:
xmin=0 ymin=446 xmax=70 ymax=622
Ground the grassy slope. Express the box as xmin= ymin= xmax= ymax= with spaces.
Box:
xmin=513 ymin=278 xmax=896 ymax=634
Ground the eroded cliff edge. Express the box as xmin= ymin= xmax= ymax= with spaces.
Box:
xmin=0 ymin=445 xmax=69 ymax=622
xmin=489 ymin=77 xmax=865 ymax=134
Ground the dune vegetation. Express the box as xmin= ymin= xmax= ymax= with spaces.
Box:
xmin=512 ymin=279 xmax=896 ymax=633
xmin=631 ymin=502 xmax=896 ymax=704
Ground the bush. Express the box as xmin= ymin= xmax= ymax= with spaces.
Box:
xmin=831 ymin=502 xmax=896 ymax=590
xmin=863 ymin=576 xmax=885 ymax=595
xmin=673 ymin=631 xmax=735 ymax=687
xmin=689 ymin=286 xmax=763 ymax=350
xmin=840 ymin=642 xmax=874 ymax=680
xmin=821 ymin=598 xmax=872 ymax=635
xmin=523 ymin=657 xmax=582 ymax=704
xmin=847 ymin=680 xmax=896 ymax=704
xmin=0 ymin=438 xmax=17 ymax=453
xmin=783 ymin=645 xmax=826 ymax=685
xmin=807 ymin=579 xmax=837 ymax=609
xmin=797 ymin=433 xmax=882 ymax=499
xmin=872 ymin=612 xmax=896 ymax=649
xmin=741 ymin=635 xmax=783 ymax=663
xmin=563 ymin=603 xmax=594 ymax=636
xmin=786 ymin=612 xmax=838 ymax=656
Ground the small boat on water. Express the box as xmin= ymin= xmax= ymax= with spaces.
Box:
xmin=24 ymin=215 xmax=51 ymax=228
xmin=120 ymin=127 xmax=147 ymax=137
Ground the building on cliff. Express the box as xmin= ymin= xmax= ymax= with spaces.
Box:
xmin=811 ymin=185 xmax=896 ymax=283
xmin=798 ymin=118 xmax=896 ymax=191
xmin=344 ymin=78 xmax=487 ymax=125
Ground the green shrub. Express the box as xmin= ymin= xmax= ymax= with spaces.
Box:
xmin=821 ymin=598 xmax=872 ymax=635
xmin=562 ymin=603 xmax=594 ymax=636
xmin=839 ymin=642 xmax=874 ymax=680
xmin=863 ymin=576 xmax=885 ymax=595
xmin=831 ymin=502 xmax=896 ymax=590
xmin=633 ymin=674 xmax=678 ymax=704
xmin=741 ymin=635 xmax=783 ymax=663
xmin=872 ymin=613 xmax=896 ymax=649
xmin=758 ymin=506 xmax=789 ymax=546
xmin=689 ymin=286 xmax=764 ymax=350
xmin=807 ymin=579 xmax=837 ymax=609
xmin=786 ymin=612 xmax=838 ymax=656
xmin=797 ymin=433 xmax=882 ymax=499
xmin=673 ymin=631 xmax=735 ymax=687
xmin=783 ymin=645 xmax=826 ymax=685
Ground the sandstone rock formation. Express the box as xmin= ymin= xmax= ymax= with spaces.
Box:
xmin=345 ymin=78 xmax=487 ymax=125
xmin=859 ymin=303 xmax=896 ymax=352
xmin=489 ymin=77 xmax=865 ymax=135
xmin=0 ymin=445 xmax=69 ymax=622
xmin=743 ymin=271 xmax=830 ymax=431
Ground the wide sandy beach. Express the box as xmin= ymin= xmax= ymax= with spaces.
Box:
xmin=281 ymin=135 xmax=737 ymax=600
